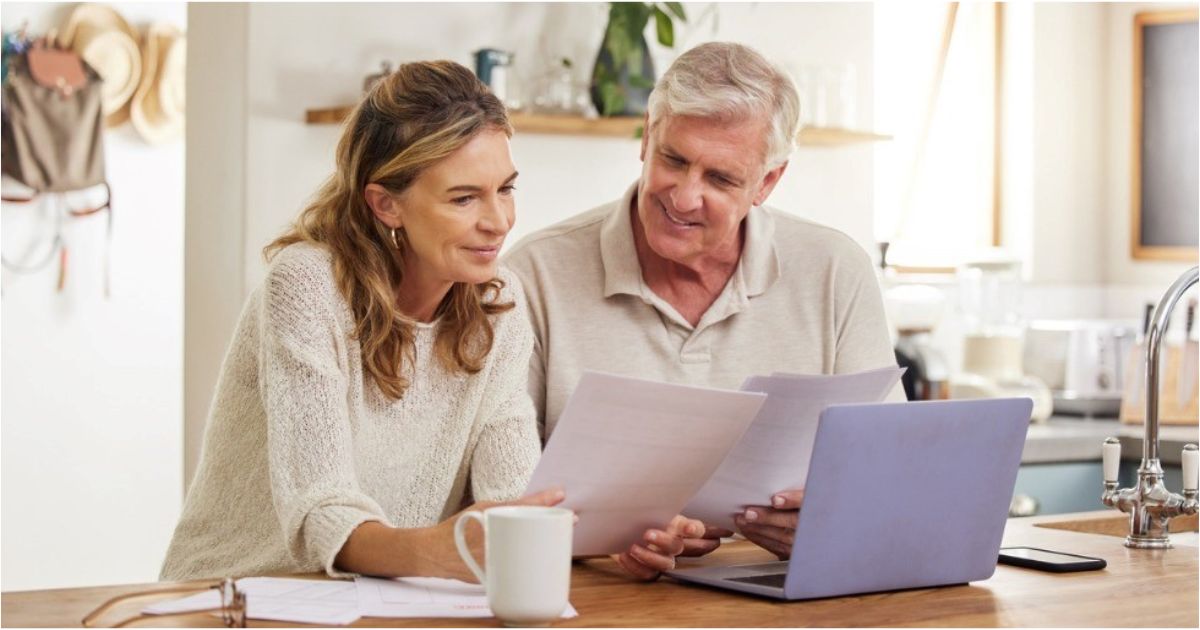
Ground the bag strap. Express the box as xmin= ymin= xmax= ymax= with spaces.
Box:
xmin=1 ymin=195 xmax=64 ymax=276
xmin=0 ymin=183 xmax=112 ymax=296
xmin=64 ymin=183 xmax=112 ymax=297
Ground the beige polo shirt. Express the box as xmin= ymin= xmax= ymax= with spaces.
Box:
xmin=504 ymin=181 xmax=902 ymax=439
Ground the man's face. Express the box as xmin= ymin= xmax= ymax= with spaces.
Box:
xmin=636 ymin=113 xmax=785 ymax=267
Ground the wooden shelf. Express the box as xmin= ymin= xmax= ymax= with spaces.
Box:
xmin=796 ymin=126 xmax=892 ymax=146
xmin=305 ymin=106 xmax=355 ymax=124
xmin=305 ymin=106 xmax=890 ymax=146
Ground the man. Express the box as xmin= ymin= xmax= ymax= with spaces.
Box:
xmin=505 ymin=42 xmax=902 ymax=567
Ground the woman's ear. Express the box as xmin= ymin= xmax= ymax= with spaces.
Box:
xmin=364 ymin=184 xmax=403 ymax=229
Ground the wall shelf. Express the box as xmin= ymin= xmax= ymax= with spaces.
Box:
xmin=304 ymin=106 xmax=890 ymax=146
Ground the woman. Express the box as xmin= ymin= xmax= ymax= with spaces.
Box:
xmin=161 ymin=61 xmax=689 ymax=582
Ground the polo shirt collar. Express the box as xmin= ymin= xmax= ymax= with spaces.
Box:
xmin=599 ymin=180 xmax=781 ymax=300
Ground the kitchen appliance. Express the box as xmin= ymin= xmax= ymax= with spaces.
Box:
xmin=949 ymin=255 xmax=1053 ymax=422
xmin=1024 ymin=319 xmax=1137 ymax=417
xmin=884 ymin=284 xmax=949 ymax=400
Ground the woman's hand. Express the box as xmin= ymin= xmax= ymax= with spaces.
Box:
xmin=734 ymin=489 xmax=804 ymax=559
xmin=423 ymin=487 xmax=568 ymax=582
xmin=615 ymin=515 xmax=711 ymax=581
xmin=336 ymin=487 xmax=566 ymax=581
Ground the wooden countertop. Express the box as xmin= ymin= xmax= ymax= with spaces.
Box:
xmin=3 ymin=511 xmax=1196 ymax=627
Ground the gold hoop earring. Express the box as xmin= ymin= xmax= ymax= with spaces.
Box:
xmin=390 ymin=228 xmax=401 ymax=250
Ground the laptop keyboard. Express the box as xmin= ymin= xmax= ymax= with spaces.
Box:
xmin=729 ymin=573 xmax=788 ymax=588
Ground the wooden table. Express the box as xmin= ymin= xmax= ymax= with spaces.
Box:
xmin=3 ymin=512 xmax=1197 ymax=627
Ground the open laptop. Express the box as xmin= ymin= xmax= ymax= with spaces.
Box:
xmin=667 ymin=397 xmax=1032 ymax=600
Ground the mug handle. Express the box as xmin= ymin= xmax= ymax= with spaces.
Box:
xmin=453 ymin=511 xmax=487 ymax=584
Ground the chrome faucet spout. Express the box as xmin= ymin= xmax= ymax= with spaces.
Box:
xmin=1101 ymin=266 xmax=1199 ymax=549
xmin=1143 ymin=267 xmax=1199 ymax=462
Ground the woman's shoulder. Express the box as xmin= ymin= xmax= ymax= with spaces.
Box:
xmin=487 ymin=267 xmax=532 ymax=346
xmin=261 ymin=242 xmax=342 ymax=311
xmin=264 ymin=243 xmax=336 ymax=288
xmin=494 ymin=266 xmax=525 ymax=303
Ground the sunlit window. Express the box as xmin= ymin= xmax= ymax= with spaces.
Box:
xmin=874 ymin=2 xmax=1000 ymax=271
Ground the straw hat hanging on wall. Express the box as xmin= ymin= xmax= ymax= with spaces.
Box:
xmin=58 ymin=3 xmax=141 ymax=128
xmin=131 ymin=23 xmax=185 ymax=144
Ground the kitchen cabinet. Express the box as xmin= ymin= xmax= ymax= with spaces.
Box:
xmin=1012 ymin=461 xmax=1186 ymax=515
xmin=1015 ymin=417 xmax=1194 ymax=516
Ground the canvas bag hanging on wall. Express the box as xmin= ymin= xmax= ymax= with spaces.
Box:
xmin=2 ymin=38 xmax=107 ymax=193
xmin=2 ymin=37 xmax=112 ymax=293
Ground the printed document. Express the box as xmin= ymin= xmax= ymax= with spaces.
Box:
xmin=356 ymin=576 xmax=578 ymax=619
xmin=144 ymin=577 xmax=360 ymax=626
xmin=144 ymin=576 xmax=578 ymax=624
xmin=525 ymin=371 xmax=768 ymax=555
xmin=683 ymin=367 xmax=904 ymax=530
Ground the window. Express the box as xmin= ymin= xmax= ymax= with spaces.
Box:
xmin=874 ymin=2 xmax=1001 ymax=271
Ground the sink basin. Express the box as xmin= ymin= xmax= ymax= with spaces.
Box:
xmin=1034 ymin=512 xmax=1199 ymax=538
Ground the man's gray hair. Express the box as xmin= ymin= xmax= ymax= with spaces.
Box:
xmin=647 ymin=42 xmax=801 ymax=169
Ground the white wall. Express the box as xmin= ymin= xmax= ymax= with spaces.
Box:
xmin=995 ymin=4 xmax=1196 ymax=318
xmin=186 ymin=1 xmax=877 ymax=482
xmin=1028 ymin=2 xmax=1109 ymax=287
xmin=1 ymin=3 xmax=186 ymax=591
xmin=1024 ymin=3 xmax=1196 ymax=321
xmin=183 ymin=3 xmax=248 ymax=495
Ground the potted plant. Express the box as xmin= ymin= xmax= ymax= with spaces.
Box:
xmin=591 ymin=2 xmax=687 ymax=117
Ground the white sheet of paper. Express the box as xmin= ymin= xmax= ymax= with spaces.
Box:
xmin=683 ymin=367 xmax=904 ymax=531
xmin=525 ymin=371 xmax=767 ymax=555
xmin=356 ymin=576 xmax=578 ymax=619
xmin=144 ymin=577 xmax=361 ymax=626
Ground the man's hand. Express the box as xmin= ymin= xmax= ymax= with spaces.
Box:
xmin=734 ymin=489 xmax=804 ymax=560
xmin=679 ymin=521 xmax=733 ymax=557
xmin=615 ymin=515 xmax=708 ymax=580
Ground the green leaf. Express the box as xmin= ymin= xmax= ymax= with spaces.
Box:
xmin=662 ymin=2 xmax=687 ymax=22
xmin=599 ymin=81 xmax=626 ymax=117
xmin=654 ymin=6 xmax=674 ymax=48
xmin=628 ymin=73 xmax=656 ymax=90
xmin=592 ymin=62 xmax=615 ymax=85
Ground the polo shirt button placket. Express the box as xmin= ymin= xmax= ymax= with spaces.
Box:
xmin=679 ymin=332 xmax=712 ymax=364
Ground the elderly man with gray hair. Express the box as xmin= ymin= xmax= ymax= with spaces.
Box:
xmin=505 ymin=42 xmax=901 ymax=573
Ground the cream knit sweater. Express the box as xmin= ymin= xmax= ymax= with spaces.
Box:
xmin=160 ymin=243 xmax=541 ymax=581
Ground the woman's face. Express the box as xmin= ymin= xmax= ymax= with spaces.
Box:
xmin=388 ymin=129 xmax=518 ymax=287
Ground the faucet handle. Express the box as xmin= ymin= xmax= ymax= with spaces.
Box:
xmin=1103 ymin=437 xmax=1121 ymax=484
xmin=1183 ymin=444 xmax=1197 ymax=492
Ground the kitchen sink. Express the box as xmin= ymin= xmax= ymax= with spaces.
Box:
xmin=1034 ymin=512 xmax=1199 ymax=541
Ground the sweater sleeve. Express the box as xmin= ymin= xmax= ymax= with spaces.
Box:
xmin=258 ymin=247 xmax=393 ymax=578
xmin=469 ymin=273 xmax=542 ymax=502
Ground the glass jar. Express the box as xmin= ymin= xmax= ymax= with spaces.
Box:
xmin=958 ymin=257 xmax=1024 ymax=381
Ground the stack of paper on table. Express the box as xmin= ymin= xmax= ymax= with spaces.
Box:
xmin=144 ymin=576 xmax=578 ymax=625
xmin=144 ymin=577 xmax=361 ymax=625
xmin=356 ymin=576 xmax=577 ymax=619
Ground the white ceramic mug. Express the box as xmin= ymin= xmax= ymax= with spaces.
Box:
xmin=454 ymin=505 xmax=573 ymax=627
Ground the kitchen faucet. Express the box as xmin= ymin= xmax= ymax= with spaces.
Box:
xmin=1102 ymin=266 xmax=1199 ymax=549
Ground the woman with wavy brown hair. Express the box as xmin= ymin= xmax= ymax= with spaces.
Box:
xmin=160 ymin=61 xmax=686 ymax=582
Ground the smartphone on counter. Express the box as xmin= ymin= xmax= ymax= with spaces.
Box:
xmin=998 ymin=547 xmax=1107 ymax=573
